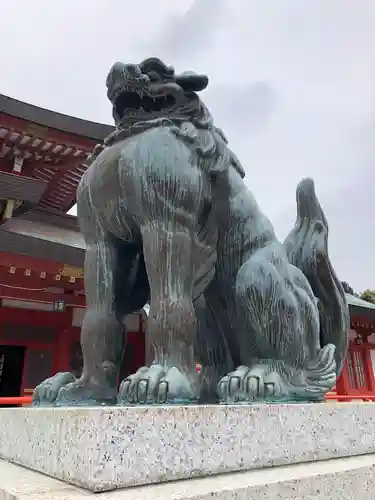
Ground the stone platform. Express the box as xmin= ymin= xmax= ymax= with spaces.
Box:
xmin=2 ymin=453 xmax=375 ymax=499
xmin=1 ymin=403 xmax=375 ymax=494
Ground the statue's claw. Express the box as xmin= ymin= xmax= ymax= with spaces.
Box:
xmin=33 ymin=372 xmax=117 ymax=407
xmin=218 ymin=365 xmax=284 ymax=403
xmin=118 ymin=364 xmax=199 ymax=405
xmin=55 ymin=378 xmax=117 ymax=406
xmin=32 ymin=372 xmax=76 ymax=407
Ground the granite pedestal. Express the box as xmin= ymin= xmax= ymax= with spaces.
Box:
xmin=0 ymin=403 xmax=375 ymax=497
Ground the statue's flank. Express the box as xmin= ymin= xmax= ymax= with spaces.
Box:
xmin=32 ymin=57 xmax=349 ymax=407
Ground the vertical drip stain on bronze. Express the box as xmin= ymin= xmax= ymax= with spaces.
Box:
xmin=32 ymin=57 xmax=349 ymax=407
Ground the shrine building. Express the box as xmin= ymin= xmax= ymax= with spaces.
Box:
xmin=0 ymin=94 xmax=146 ymax=402
xmin=335 ymin=294 xmax=375 ymax=398
xmin=0 ymin=93 xmax=374 ymax=403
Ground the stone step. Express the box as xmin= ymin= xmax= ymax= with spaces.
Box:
xmin=1 ymin=453 xmax=375 ymax=499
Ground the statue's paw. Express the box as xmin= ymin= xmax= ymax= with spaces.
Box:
xmin=218 ymin=365 xmax=284 ymax=404
xmin=118 ymin=364 xmax=199 ymax=405
xmin=56 ymin=378 xmax=117 ymax=407
xmin=32 ymin=372 xmax=76 ymax=407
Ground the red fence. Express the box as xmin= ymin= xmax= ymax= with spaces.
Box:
xmin=0 ymin=396 xmax=32 ymax=405
xmin=325 ymin=394 xmax=375 ymax=402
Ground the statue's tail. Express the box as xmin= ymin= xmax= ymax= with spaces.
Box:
xmin=283 ymin=178 xmax=349 ymax=376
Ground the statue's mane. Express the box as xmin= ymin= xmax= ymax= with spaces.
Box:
xmin=87 ymin=95 xmax=245 ymax=179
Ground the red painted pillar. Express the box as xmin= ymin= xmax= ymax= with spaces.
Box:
xmin=133 ymin=330 xmax=146 ymax=371
xmin=335 ymin=326 xmax=351 ymax=395
xmin=53 ymin=329 xmax=71 ymax=374
xmin=363 ymin=337 xmax=375 ymax=394
xmin=0 ymin=303 xmax=4 ymax=340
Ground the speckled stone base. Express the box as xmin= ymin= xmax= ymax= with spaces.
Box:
xmin=1 ymin=403 xmax=375 ymax=493
xmin=2 ymin=454 xmax=375 ymax=499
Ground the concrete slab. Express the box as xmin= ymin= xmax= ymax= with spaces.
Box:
xmin=1 ymin=403 xmax=375 ymax=492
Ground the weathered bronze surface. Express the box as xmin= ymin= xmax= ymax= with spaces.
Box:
xmin=33 ymin=58 xmax=349 ymax=407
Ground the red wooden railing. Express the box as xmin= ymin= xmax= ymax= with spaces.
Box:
xmin=0 ymin=396 xmax=32 ymax=405
xmin=325 ymin=394 xmax=375 ymax=401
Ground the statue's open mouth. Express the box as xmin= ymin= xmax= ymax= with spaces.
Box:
xmin=106 ymin=59 xmax=209 ymax=125
xmin=115 ymin=89 xmax=176 ymax=115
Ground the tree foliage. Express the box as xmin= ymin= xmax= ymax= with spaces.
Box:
xmin=360 ymin=289 xmax=375 ymax=305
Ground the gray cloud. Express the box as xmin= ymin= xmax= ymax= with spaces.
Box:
xmin=203 ymin=82 xmax=279 ymax=133
xmin=141 ymin=0 xmax=227 ymax=60
xmin=1 ymin=0 xmax=374 ymax=291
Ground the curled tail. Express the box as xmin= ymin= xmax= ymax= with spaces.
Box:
xmin=283 ymin=178 xmax=349 ymax=376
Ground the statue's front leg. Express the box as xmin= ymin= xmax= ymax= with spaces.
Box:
xmin=33 ymin=236 xmax=126 ymax=407
xmin=118 ymin=220 xmax=201 ymax=405
xmin=117 ymin=129 xmax=207 ymax=405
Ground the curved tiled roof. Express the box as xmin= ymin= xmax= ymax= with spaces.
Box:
xmin=0 ymin=94 xmax=116 ymax=212
xmin=0 ymin=93 xmax=114 ymax=141
xmin=346 ymin=293 xmax=375 ymax=310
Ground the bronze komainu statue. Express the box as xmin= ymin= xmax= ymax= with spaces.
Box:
xmin=33 ymin=58 xmax=349 ymax=406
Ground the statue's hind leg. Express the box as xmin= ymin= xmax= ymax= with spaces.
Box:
xmin=218 ymin=243 xmax=336 ymax=404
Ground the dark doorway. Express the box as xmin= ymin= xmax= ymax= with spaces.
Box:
xmin=0 ymin=345 xmax=26 ymax=406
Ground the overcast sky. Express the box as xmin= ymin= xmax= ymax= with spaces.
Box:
xmin=1 ymin=0 xmax=375 ymax=293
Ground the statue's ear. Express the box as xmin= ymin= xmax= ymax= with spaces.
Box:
xmin=175 ymin=71 xmax=209 ymax=92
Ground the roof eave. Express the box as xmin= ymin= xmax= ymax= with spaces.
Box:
xmin=0 ymin=93 xmax=114 ymax=141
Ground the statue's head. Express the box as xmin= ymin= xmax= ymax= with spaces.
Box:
xmin=106 ymin=57 xmax=209 ymax=127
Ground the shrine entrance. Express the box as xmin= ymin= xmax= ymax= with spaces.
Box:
xmin=0 ymin=346 xmax=25 ymax=405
